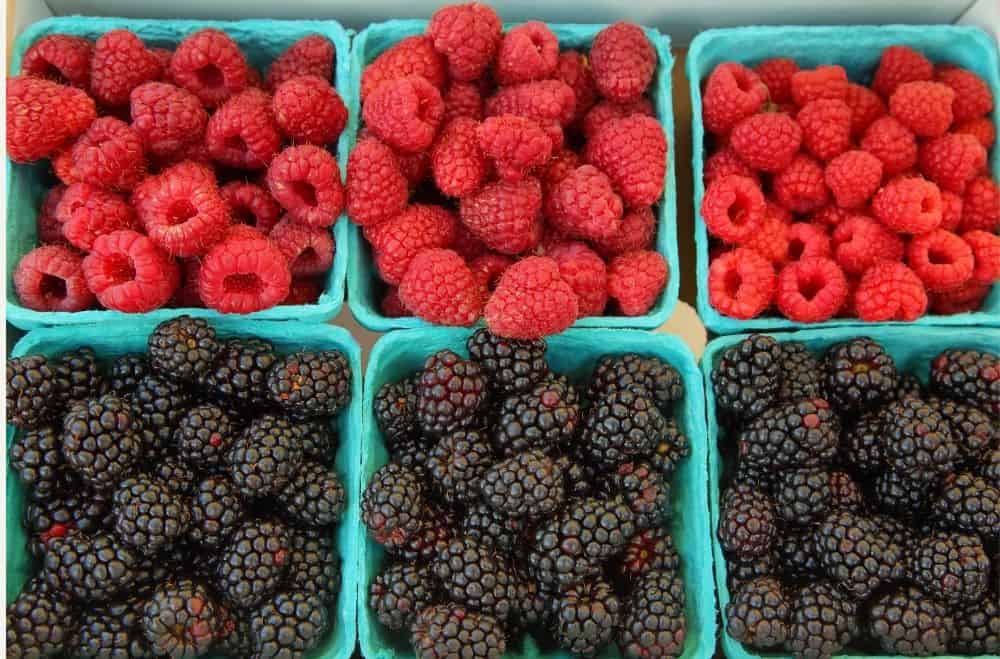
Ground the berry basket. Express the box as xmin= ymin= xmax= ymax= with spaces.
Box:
xmin=6 ymin=16 xmax=352 ymax=330
xmin=687 ymin=25 xmax=1000 ymax=334
xmin=345 ymin=20 xmax=679 ymax=332
xmin=357 ymin=327 xmax=714 ymax=659
xmin=6 ymin=318 xmax=362 ymax=659
xmin=701 ymin=325 xmax=1000 ymax=659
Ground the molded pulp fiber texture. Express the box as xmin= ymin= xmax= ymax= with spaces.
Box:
xmin=6 ymin=319 xmax=363 ymax=659
xmin=687 ymin=26 xmax=1000 ymax=334
xmin=7 ymin=17 xmax=353 ymax=329
xmin=358 ymin=327 xmax=715 ymax=659
xmin=701 ymin=325 xmax=1000 ymax=659
xmin=346 ymin=20 xmax=679 ymax=332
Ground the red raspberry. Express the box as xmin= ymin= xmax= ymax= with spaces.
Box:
xmin=702 ymin=62 xmax=768 ymax=135
xmin=346 ymin=138 xmax=409 ymax=228
xmin=380 ymin=286 xmax=411 ymax=317
xmin=701 ymin=175 xmax=765 ymax=244
xmin=427 ymin=3 xmax=502 ymax=82
xmin=808 ymin=204 xmax=850 ymax=229
xmin=607 ymin=250 xmax=668 ymax=316
xmin=220 ymin=181 xmax=282 ymax=234
xmin=589 ymin=22 xmax=656 ymax=104
xmin=451 ymin=224 xmax=489 ymax=261
xmin=6 ymin=76 xmax=96 ymax=163
xmin=824 ymin=150 xmax=883 ymax=209
xmin=832 ymin=215 xmax=904 ymax=275
xmin=959 ymin=176 xmax=1000 ymax=233
xmin=169 ymin=29 xmax=249 ymax=108
xmin=940 ymin=191 xmax=964 ymax=231
xmin=585 ymin=115 xmax=666 ymax=208
xmin=269 ymin=216 xmax=335 ymax=277
xmin=540 ymin=148 xmax=580 ymax=192
xmin=476 ymin=115 xmax=552 ymax=182
xmin=22 ymin=34 xmax=93 ymax=88
xmin=469 ymin=253 xmax=514 ymax=293
xmin=38 ymin=185 xmax=68 ymax=244
xmin=844 ymin=83 xmax=886 ymax=137
xmin=266 ymin=35 xmax=334 ymax=90
xmin=860 ymin=116 xmax=918 ymax=176
xmin=460 ymin=178 xmax=543 ymax=254
xmin=906 ymin=228 xmax=974 ymax=292
xmin=56 ymin=183 xmax=136 ymax=251
xmin=14 ymin=245 xmax=94 ymax=312
xmin=484 ymin=256 xmax=578 ymax=338
xmin=151 ymin=140 xmax=213 ymax=171
xmin=150 ymin=48 xmax=173 ymax=71
xmin=393 ymin=149 xmax=430 ymax=186
xmin=797 ymin=99 xmax=852 ymax=161
xmin=198 ymin=229 xmax=291 ymax=313
xmin=549 ymin=242 xmax=608 ymax=317
xmin=171 ymin=258 xmax=204 ymax=308
xmin=546 ymin=165 xmax=623 ymax=242
xmin=889 ymin=81 xmax=955 ymax=138
xmin=729 ymin=112 xmax=802 ymax=173
xmin=754 ymin=58 xmax=799 ymax=104
xmin=854 ymin=260 xmax=928 ymax=321
xmin=918 ymin=133 xmax=987 ymax=194
xmin=581 ymin=98 xmax=653 ymax=141
xmin=281 ymin=277 xmax=322 ymax=305
xmin=872 ymin=176 xmax=943 ymax=234
xmin=773 ymin=154 xmax=830 ymax=214
xmin=273 ymin=76 xmax=347 ymax=146
xmin=69 ymin=117 xmax=146 ymax=192
xmin=936 ymin=67 xmax=993 ymax=123
xmin=442 ymin=81 xmax=484 ymax=123
xmin=399 ymin=248 xmax=483 ymax=325
xmin=267 ymin=145 xmax=345 ymax=229
xmin=372 ymin=204 xmax=457 ymax=284
xmin=495 ymin=21 xmax=559 ymax=85
xmin=90 ymin=29 xmax=162 ymax=107
xmin=485 ymin=79 xmax=577 ymax=128
xmin=429 ymin=118 xmax=488 ymax=197
xmin=703 ymin=147 xmax=757 ymax=186
xmin=554 ymin=51 xmax=597 ymax=122
xmin=360 ymin=35 xmax=446 ymax=101
xmin=872 ymin=45 xmax=933 ymax=98
xmin=592 ymin=206 xmax=657 ymax=258
xmin=790 ymin=65 xmax=848 ymax=106
xmin=363 ymin=76 xmax=444 ymax=154
xmin=52 ymin=146 xmax=82 ymax=186
xmin=129 ymin=81 xmax=207 ymax=158
xmin=708 ymin=247 xmax=776 ymax=319
xmin=744 ymin=212 xmax=790 ymax=264
xmin=83 ymin=230 xmax=179 ymax=312
xmin=776 ymin=256 xmax=848 ymax=322
xmin=954 ymin=117 xmax=996 ymax=149
xmin=930 ymin=281 xmax=991 ymax=315
xmin=768 ymin=201 xmax=795 ymax=225
xmin=963 ymin=230 xmax=1000 ymax=285
xmin=786 ymin=222 xmax=833 ymax=261
xmin=134 ymin=161 xmax=230 ymax=256
xmin=205 ymin=89 xmax=282 ymax=170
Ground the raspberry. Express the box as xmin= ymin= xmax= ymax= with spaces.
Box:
xmin=549 ymin=242 xmax=608 ymax=317
xmin=545 ymin=165 xmax=623 ymax=242
xmin=554 ymin=51 xmax=597 ymax=122
xmin=832 ymin=215 xmax=904 ymax=275
xmin=169 ymin=29 xmax=249 ymax=108
xmin=962 ymin=230 xmax=1000 ymax=285
xmin=540 ymin=148 xmax=581 ymax=192
xmin=786 ymin=222 xmax=833 ymax=261
xmin=930 ymin=281 xmax=991 ymax=314
xmin=22 ymin=34 xmax=92 ymax=88
xmin=380 ymin=286 xmax=411 ymax=317
xmin=427 ymin=3 xmax=502 ymax=82
xmin=855 ymin=261 xmax=928 ymax=321
xmin=730 ymin=112 xmax=802 ymax=172
xmin=398 ymin=248 xmax=483 ymax=325
xmin=581 ymin=98 xmax=653 ymax=140
xmin=442 ymin=81 xmax=484 ymax=123
xmin=205 ymin=89 xmax=282 ymax=170
xmin=150 ymin=47 xmax=173 ymax=71
xmin=267 ymin=145 xmax=345 ymax=229
xmin=590 ymin=22 xmax=656 ymax=104
xmin=273 ymin=76 xmax=347 ymax=146
xmin=69 ymin=117 xmax=146 ymax=192
xmin=701 ymin=175 xmax=765 ymax=244
xmin=363 ymin=76 xmax=444 ymax=154
xmin=133 ymin=161 xmax=229 ymax=256
xmin=872 ymin=176 xmax=943 ymax=234
xmin=269 ymin=217 xmax=335 ymax=277
xmin=592 ymin=206 xmax=657 ymax=258
xmin=220 ymin=181 xmax=282 ymax=234
xmin=744 ymin=212 xmax=790 ymax=264
xmin=936 ymin=67 xmax=993 ymax=123
xmin=484 ymin=256 xmax=578 ymax=338
xmin=960 ymin=177 xmax=1000 ymax=232
xmin=38 ymin=185 xmax=68 ymax=244
xmin=198 ymin=228 xmax=291 ymax=313
xmin=460 ymin=178 xmax=543 ymax=254
xmin=889 ymin=81 xmax=956 ymax=138
xmin=873 ymin=45 xmax=933 ymax=98
xmin=130 ymin=82 xmax=208 ymax=158
xmin=485 ymin=79 xmax=577 ymax=128
xmin=918 ymin=133 xmax=987 ymax=194
xmin=797 ymin=99 xmax=852 ymax=161
xmin=585 ymin=115 xmax=666 ymax=208
xmin=702 ymin=62 xmax=768 ymax=135
xmin=346 ymin=137 xmax=409 ymax=228
xmin=495 ymin=21 xmax=559 ymax=85
xmin=372 ymin=205 xmax=458 ymax=284
xmin=151 ymin=140 xmax=213 ymax=171
xmin=451 ymin=224 xmax=489 ymax=261
xmin=51 ymin=146 xmax=82 ymax=186
xmin=476 ymin=115 xmax=552 ymax=182
xmin=83 ymin=230 xmax=179 ymax=312
xmin=393 ymin=148 xmax=430 ymax=186
xmin=703 ymin=148 xmax=757 ymax=185
xmin=790 ymin=65 xmax=848 ymax=106
xmin=940 ymin=191 xmax=964 ymax=231
xmin=607 ymin=250 xmax=668 ymax=316
xmin=90 ymin=29 xmax=162 ymax=107
xmin=755 ymin=58 xmax=799 ymax=104
xmin=906 ymin=229 xmax=974 ymax=292
xmin=282 ymin=276 xmax=322 ymax=305
xmin=56 ymin=183 xmax=136 ymax=251
xmin=6 ymin=76 xmax=96 ymax=163
xmin=172 ymin=258 xmax=204 ymax=308
xmin=844 ymin=83 xmax=886 ymax=137
xmin=708 ymin=247 xmax=776 ymax=319
xmin=807 ymin=205 xmax=851 ymax=229
xmin=14 ymin=245 xmax=94 ymax=311
xmin=777 ymin=256 xmax=849 ymax=322
xmin=266 ymin=35 xmax=334 ymax=90
xmin=469 ymin=253 xmax=513 ymax=293
xmin=768 ymin=201 xmax=795 ymax=225
xmin=361 ymin=36 xmax=446 ymax=101
xmin=860 ymin=116 xmax=918 ymax=176
xmin=773 ymin=154 xmax=830 ymax=214
xmin=824 ymin=150 xmax=883 ymax=209
xmin=954 ymin=117 xmax=996 ymax=148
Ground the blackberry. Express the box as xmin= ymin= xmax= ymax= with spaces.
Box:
xmin=731 ymin=461 xmax=777 ymax=494
xmin=362 ymin=462 xmax=425 ymax=549
xmin=649 ymin=417 xmax=690 ymax=476
xmin=392 ymin=436 xmax=431 ymax=478
xmin=149 ymin=456 xmax=196 ymax=495
xmin=911 ymin=531 xmax=990 ymax=605
xmin=828 ymin=471 xmax=863 ymax=512
xmin=72 ymin=602 xmax=148 ymax=658
xmin=296 ymin=417 xmax=339 ymax=463
xmin=813 ymin=510 xmax=903 ymax=599
xmin=738 ymin=398 xmax=839 ymax=470
xmin=776 ymin=530 xmax=820 ymax=584
xmin=410 ymin=605 xmax=506 ymax=659
xmin=718 ymin=485 xmax=777 ymax=559
xmin=132 ymin=373 xmax=190 ymax=449
xmin=6 ymin=590 xmax=77 ymax=657
xmin=619 ymin=527 xmax=680 ymax=579
xmin=726 ymin=576 xmax=789 ymax=649
xmin=61 ymin=394 xmax=142 ymax=491
xmin=107 ymin=353 xmax=149 ymax=396
xmin=141 ymin=579 xmax=220 ymax=657
xmin=112 ymin=474 xmax=190 ymax=554
xmin=267 ymin=349 xmax=352 ymax=419
xmin=587 ymin=353 xmax=684 ymax=415
xmin=953 ymin=598 xmax=1000 ymax=655
xmin=200 ymin=337 xmax=277 ymax=407
xmin=491 ymin=378 xmax=580 ymax=457
xmin=43 ymin=532 xmax=139 ymax=601
xmin=434 ymin=537 xmax=515 ymax=619
xmin=276 ymin=460 xmax=346 ymax=527
xmin=10 ymin=425 xmax=65 ymax=500
xmin=610 ymin=460 xmax=671 ymax=529
xmin=461 ymin=503 xmax=523 ymax=554
xmin=933 ymin=396 xmax=995 ymax=463
xmin=553 ymin=579 xmax=620 ymax=655
xmin=555 ymin=455 xmax=595 ymax=498
xmin=369 ymin=562 xmax=439 ymax=631
xmin=618 ymin=569 xmax=686 ymax=659
xmin=416 ymin=350 xmax=489 ymax=436
xmin=711 ymin=334 xmax=782 ymax=425
xmin=894 ymin=372 xmax=924 ymax=400
xmin=393 ymin=504 xmax=455 ymax=562
xmin=479 ymin=449 xmax=564 ymax=518
xmin=930 ymin=348 xmax=1000 ymax=415
xmin=775 ymin=468 xmax=831 ymax=525
xmin=823 ymin=337 xmax=899 ymax=412
xmin=868 ymin=585 xmax=952 ymax=655
xmin=188 ymin=475 xmax=244 ymax=548
xmin=579 ymin=386 xmax=665 ymax=469
xmin=24 ymin=490 xmax=111 ymax=557
xmin=785 ymin=581 xmax=858 ymax=659
xmin=510 ymin=570 xmax=546 ymax=629
xmin=7 ymin=355 xmax=66 ymax=428
xmin=227 ymin=414 xmax=304 ymax=497
xmin=871 ymin=514 xmax=917 ymax=548
xmin=728 ymin=551 xmax=776 ymax=591
xmin=374 ymin=376 xmax=419 ymax=449
xmin=216 ymin=608 xmax=254 ymax=658
xmin=427 ymin=429 xmax=493 ymax=506
xmin=839 ymin=408 xmax=885 ymax=475
xmin=148 ymin=315 xmax=220 ymax=381
xmin=870 ymin=470 xmax=930 ymax=518
xmin=215 ymin=518 xmax=291 ymax=609
xmin=777 ymin=341 xmax=825 ymax=401
xmin=466 ymin=328 xmax=549 ymax=395
xmin=881 ymin=396 xmax=958 ymax=481
xmin=287 ymin=528 xmax=340 ymax=605
xmin=174 ymin=403 xmax=234 ymax=469
xmin=58 ymin=347 xmax=106 ymax=403
xmin=249 ymin=590 xmax=328 ymax=657
xmin=933 ymin=471 xmax=1000 ymax=537
xmin=980 ymin=447 xmax=1000 ymax=488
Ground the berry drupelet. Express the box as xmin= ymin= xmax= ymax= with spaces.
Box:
xmin=107 ymin=353 xmax=149 ymax=396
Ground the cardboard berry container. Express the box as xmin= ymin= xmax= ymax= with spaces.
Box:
xmin=687 ymin=25 xmax=1000 ymax=334
xmin=345 ymin=20 xmax=679 ymax=332
xmin=6 ymin=16 xmax=353 ymax=330
xmin=701 ymin=325 xmax=1000 ymax=659
xmin=6 ymin=319 xmax=362 ymax=659
xmin=357 ymin=327 xmax=715 ymax=659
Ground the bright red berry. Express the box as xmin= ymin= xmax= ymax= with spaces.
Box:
xmin=450 ymin=223 xmax=489 ymax=262
xmin=939 ymin=191 xmax=964 ymax=232
xmin=554 ymin=51 xmax=597 ymax=122
xmin=708 ymin=247 xmax=776 ymax=319
xmin=585 ymin=115 xmax=666 ymax=208
xmin=754 ymin=58 xmax=799 ymax=104
xmin=936 ymin=67 xmax=993 ymax=123
xmin=808 ymin=205 xmax=850 ymax=229
xmin=581 ymin=98 xmax=653 ymax=141
xmin=269 ymin=217 xmax=335 ymax=277
xmin=130 ymin=81 xmax=208 ymax=158
xmin=548 ymin=242 xmax=608 ymax=317
xmin=14 ymin=245 xmax=94 ymax=312
xmin=267 ymin=35 xmax=334 ymax=90
xmin=701 ymin=175 xmax=765 ymax=244
xmin=546 ymin=165 xmax=623 ymax=242
xmin=832 ymin=215 xmax=904 ymax=275
xmin=844 ymin=83 xmax=886 ymax=137
xmin=273 ymin=75 xmax=347 ymax=146
xmin=786 ymin=222 xmax=833 ymax=261
xmin=22 ymin=34 xmax=93 ymax=88
xmin=477 ymin=115 xmax=553 ymax=182
xmin=460 ymin=178 xmax=543 ymax=255
xmin=959 ymin=176 xmax=1000 ymax=233
xmin=346 ymin=137 xmax=409 ymax=228
xmin=372 ymin=205 xmax=458 ymax=284
xmin=495 ymin=21 xmax=559 ymax=85
xmin=69 ymin=117 xmax=146 ymax=192
xmin=824 ymin=150 xmax=883 ymax=209
xmin=363 ymin=76 xmax=444 ymax=154
xmin=399 ymin=248 xmax=483 ymax=325
xmin=889 ymin=81 xmax=956 ymax=138
xmin=607 ymin=250 xmax=668 ymax=316
xmin=90 ymin=29 xmax=162 ymax=107
xmin=56 ymin=183 xmax=136 ymax=251
xmin=954 ymin=117 xmax=996 ymax=149
xmin=872 ymin=176 xmax=943 ymax=234
xmin=198 ymin=229 xmax=291 ymax=313
xmin=134 ymin=161 xmax=230 ymax=256
xmin=205 ymin=89 xmax=282 ymax=170
xmin=442 ymin=81 xmax=484 ymax=123
xmin=776 ymin=256 xmax=848 ymax=322
xmin=38 ymin=185 xmax=68 ymax=244
xmin=361 ymin=35 xmax=446 ymax=101
xmin=790 ymin=65 xmax=848 ymax=106
xmin=797 ymin=99 xmax=852 ymax=161
xmin=267 ymin=145 xmax=345 ymax=229
xmin=963 ymin=230 xmax=1000 ymax=285
xmin=872 ymin=45 xmax=933 ymax=98
xmin=702 ymin=62 xmax=768 ymax=135
xmin=539 ymin=148 xmax=581 ymax=193
xmin=592 ymin=206 xmax=657 ymax=259
xmin=485 ymin=79 xmax=577 ymax=129
xmin=83 ymin=230 xmax=179 ymax=312
xmin=860 ymin=116 xmax=918 ymax=176
xmin=772 ymin=154 xmax=830 ymax=214
xmin=590 ymin=22 xmax=656 ymax=104
xmin=918 ymin=132 xmax=987 ymax=194
xmin=6 ymin=76 xmax=96 ymax=163
xmin=281 ymin=276 xmax=323 ymax=306
xmin=744 ymin=212 xmax=790 ymax=265
xmin=427 ymin=3 xmax=503 ymax=82
xmin=854 ymin=260 xmax=927 ymax=321
xmin=169 ymin=28 xmax=249 ymax=108
xmin=485 ymin=256 xmax=578 ymax=338
xmin=729 ymin=112 xmax=802 ymax=173
xmin=469 ymin=253 xmax=514 ymax=294
xmin=220 ymin=181 xmax=282 ymax=235
xmin=906 ymin=228 xmax=974 ymax=292
xmin=703 ymin=147 xmax=757 ymax=186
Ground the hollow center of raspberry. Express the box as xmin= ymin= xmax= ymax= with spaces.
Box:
xmin=734 ymin=72 xmax=755 ymax=93
xmin=223 ymin=272 xmax=262 ymax=294
xmin=788 ymin=239 xmax=805 ymax=260
xmin=231 ymin=206 xmax=254 ymax=225
xmin=797 ymin=275 xmax=824 ymax=301
xmin=168 ymin=200 xmax=198 ymax=226
xmin=723 ymin=269 xmax=743 ymax=298
xmin=927 ymin=246 xmax=954 ymax=265
xmin=39 ymin=273 xmax=67 ymax=301
xmin=224 ymin=135 xmax=248 ymax=154
xmin=728 ymin=195 xmax=753 ymax=226
xmin=287 ymin=180 xmax=318 ymax=207
xmin=105 ymin=254 xmax=137 ymax=284
xmin=294 ymin=248 xmax=319 ymax=270
xmin=194 ymin=64 xmax=224 ymax=89
xmin=920 ymin=195 xmax=937 ymax=214
xmin=36 ymin=62 xmax=68 ymax=85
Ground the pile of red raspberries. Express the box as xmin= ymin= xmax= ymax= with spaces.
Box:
xmin=346 ymin=4 xmax=670 ymax=339
xmin=9 ymin=28 xmax=347 ymax=314
xmin=702 ymin=45 xmax=1000 ymax=323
